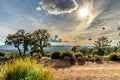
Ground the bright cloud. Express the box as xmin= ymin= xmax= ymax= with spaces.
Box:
xmin=36 ymin=7 xmax=42 ymax=11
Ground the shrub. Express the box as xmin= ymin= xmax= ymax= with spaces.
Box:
xmin=74 ymin=53 xmax=83 ymax=59
xmin=80 ymin=47 xmax=89 ymax=55
xmin=0 ymin=59 xmax=54 ymax=80
xmin=108 ymin=53 xmax=119 ymax=61
xmin=51 ymin=51 xmax=61 ymax=59
xmin=73 ymin=53 xmax=86 ymax=65
xmin=0 ymin=52 xmax=5 ymax=57
xmin=94 ymin=55 xmax=103 ymax=61
xmin=71 ymin=46 xmax=81 ymax=52
xmin=61 ymin=50 xmax=73 ymax=59
xmin=70 ymin=56 xmax=76 ymax=64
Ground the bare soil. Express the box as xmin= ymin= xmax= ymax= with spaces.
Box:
xmin=41 ymin=58 xmax=120 ymax=80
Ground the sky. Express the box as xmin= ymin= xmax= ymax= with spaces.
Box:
xmin=0 ymin=0 xmax=120 ymax=45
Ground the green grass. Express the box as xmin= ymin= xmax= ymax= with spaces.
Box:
xmin=0 ymin=59 xmax=54 ymax=80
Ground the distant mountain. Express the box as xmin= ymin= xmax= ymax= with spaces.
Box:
xmin=0 ymin=45 xmax=73 ymax=53
xmin=44 ymin=45 xmax=73 ymax=51
xmin=0 ymin=45 xmax=97 ymax=53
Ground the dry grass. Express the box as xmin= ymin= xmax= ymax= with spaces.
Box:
xmin=51 ymin=60 xmax=120 ymax=80
xmin=40 ymin=58 xmax=120 ymax=80
xmin=0 ymin=58 xmax=54 ymax=80
xmin=1 ymin=57 xmax=120 ymax=80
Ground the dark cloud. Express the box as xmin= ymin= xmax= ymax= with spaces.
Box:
xmin=49 ymin=38 xmax=62 ymax=42
xmin=49 ymin=35 xmax=62 ymax=42
xmin=40 ymin=0 xmax=78 ymax=14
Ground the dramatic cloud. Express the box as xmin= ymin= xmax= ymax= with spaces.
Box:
xmin=40 ymin=0 xmax=78 ymax=14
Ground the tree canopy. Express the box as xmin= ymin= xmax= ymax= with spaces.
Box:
xmin=93 ymin=36 xmax=112 ymax=55
xmin=5 ymin=29 xmax=51 ymax=56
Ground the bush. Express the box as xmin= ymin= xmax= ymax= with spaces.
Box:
xmin=74 ymin=53 xmax=83 ymax=59
xmin=0 ymin=59 xmax=54 ymax=80
xmin=80 ymin=47 xmax=89 ymax=55
xmin=0 ymin=52 xmax=5 ymax=57
xmin=51 ymin=51 xmax=61 ymax=59
xmin=108 ymin=53 xmax=119 ymax=61
xmin=94 ymin=55 xmax=103 ymax=61
xmin=71 ymin=46 xmax=81 ymax=52
xmin=61 ymin=50 xmax=73 ymax=59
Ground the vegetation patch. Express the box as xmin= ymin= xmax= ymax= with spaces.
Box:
xmin=0 ymin=59 xmax=54 ymax=80
xmin=0 ymin=52 xmax=5 ymax=57
xmin=51 ymin=51 xmax=62 ymax=59
xmin=108 ymin=53 xmax=120 ymax=61
xmin=61 ymin=50 xmax=73 ymax=59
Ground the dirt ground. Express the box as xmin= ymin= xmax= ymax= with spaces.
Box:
xmin=42 ymin=59 xmax=120 ymax=80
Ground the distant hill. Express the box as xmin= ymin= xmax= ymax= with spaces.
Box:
xmin=0 ymin=45 xmax=73 ymax=53
xmin=0 ymin=45 xmax=96 ymax=53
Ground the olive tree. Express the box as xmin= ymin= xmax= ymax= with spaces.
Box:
xmin=32 ymin=29 xmax=50 ymax=56
xmin=5 ymin=29 xmax=51 ymax=56
xmin=17 ymin=29 xmax=28 ymax=55
xmin=5 ymin=33 xmax=22 ymax=55
xmin=5 ymin=29 xmax=31 ymax=55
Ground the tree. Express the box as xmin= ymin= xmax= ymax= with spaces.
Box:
xmin=71 ymin=46 xmax=81 ymax=53
xmin=5 ymin=29 xmax=51 ymax=56
xmin=17 ymin=29 xmax=28 ymax=55
xmin=93 ymin=36 xmax=112 ymax=55
xmin=15 ymin=29 xmax=33 ymax=55
xmin=25 ymin=33 xmax=34 ymax=50
xmin=5 ymin=33 xmax=22 ymax=55
xmin=5 ymin=29 xmax=31 ymax=55
xmin=114 ymin=41 xmax=120 ymax=52
xmin=33 ymin=29 xmax=50 ymax=56
xmin=80 ymin=47 xmax=89 ymax=55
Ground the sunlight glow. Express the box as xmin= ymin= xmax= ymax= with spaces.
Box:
xmin=79 ymin=7 xmax=89 ymax=18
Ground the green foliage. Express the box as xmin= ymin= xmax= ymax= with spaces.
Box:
xmin=94 ymin=55 xmax=103 ymax=61
xmin=74 ymin=53 xmax=83 ymax=59
xmin=93 ymin=36 xmax=112 ymax=55
xmin=80 ymin=47 xmax=89 ymax=55
xmin=71 ymin=46 xmax=81 ymax=53
xmin=51 ymin=51 xmax=62 ymax=59
xmin=61 ymin=50 xmax=73 ymax=59
xmin=5 ymin=29 xmax=51 ymax=56
xmin=0 ymin=59 xmax=54 ymax=80
xmin=108 ymin=53 xmax=120 ymax=61
xmin=85 ymin=54 xmax=103 ymax=62
xmin=72 ymin=46 xmax=90 ymax=55
xmin=74 ymin=52 xmax=86 ymax=64
xmin=5 ymin=33 xmax=22 ymax=55
xmin=114 ymin=41 xmax=120 ymax=52
xmin=0 ymin=52 xmax=5 ymax=57
xmin=33 ymin=29 xmax=51 ymax=56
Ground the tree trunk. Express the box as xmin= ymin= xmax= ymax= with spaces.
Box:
xmin=23 ymin=44 xmax=26 ymax=55
xmin=23 ymin=38 xmax=26 ymax=55
xmin=17 ymin=47 xmax=22 ymax=56
xmin=40 ymin=48 xmax=44 ymax=56
xmin=23 ymin=49 xmax=26 ymax=55
xmin=39 ymin=40 xmax=44 ymax=56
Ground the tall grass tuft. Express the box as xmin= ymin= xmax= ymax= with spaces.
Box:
xmin=0 ymin=59 xmax=54 ymax=80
